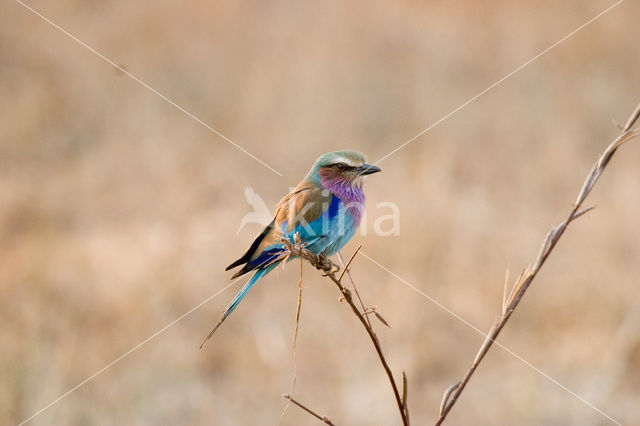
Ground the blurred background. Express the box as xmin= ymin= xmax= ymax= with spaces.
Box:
xmin=1 ymin=0 xmax=639 ymax=424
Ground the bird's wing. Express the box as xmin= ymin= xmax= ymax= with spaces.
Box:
xmin=275 ymin=180 xmax=332 ymax=235
xmin=226 ymin=180 xmax=336 ymax=277
xmin=229 ymin=243 xmax=286 ymax=279
xmin=226 ymin=220 xmax=276 ymax=271
xmin=226 ymin=185 xmax=302 ymax=274
xmin=273 ymin=180 xmax=340 ymax=254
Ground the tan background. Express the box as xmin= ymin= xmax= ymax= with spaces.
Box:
xmin=1 ymin=0 xmax=639 ymax=424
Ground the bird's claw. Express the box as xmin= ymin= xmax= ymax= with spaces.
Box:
xmin=320 ymin=256 xmax=341 ymax=275
xmin=313 ymin=254 xmax=338 ymax=275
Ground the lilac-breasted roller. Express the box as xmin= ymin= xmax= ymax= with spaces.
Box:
xmin=202 ymin=150 xmax=380 ymax=345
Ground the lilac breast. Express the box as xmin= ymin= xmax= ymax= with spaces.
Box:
xmin=319 ymin=171 xmax=366 ymax=228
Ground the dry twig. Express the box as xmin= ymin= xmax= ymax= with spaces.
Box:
xmin=282 ymin=240 xmax=410 ymax=426
xmin=279 ymin=252 xmax=305 ymax=424
xmin=282 ymin=394 xmax=336 ymax=426
xmin=435 ymin=102 xmax=640 ymax=425
xmin=338 ymin=248 xmax=373 ymax=329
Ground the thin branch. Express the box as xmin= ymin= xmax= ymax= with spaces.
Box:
xmin=623 ymin=102 xmax=640 ymax=131
xmin=282 ymin=394 xmax=336 ymax=426
xmin=338 ymin=248 xmax=373 ymax=329
xmin=282 ymin=240 xmax=410 ymax=426
xmin=402 ymin=371 xmax=410 ymax=424
xmin=435 ymin=102 xmax=640 ymax=425
xmin=279 ymin=254 xmax=305 ymax=424
xmin=338 ymin=246 xmax=362 ymax=282
xmin=501 ymin=265 xmax=510 ymax=314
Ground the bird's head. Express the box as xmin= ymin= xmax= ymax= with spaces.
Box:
xmin=307 ymin=150 xmax=381 ymax=190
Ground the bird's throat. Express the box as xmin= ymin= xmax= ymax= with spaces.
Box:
xmin=318 ymin=169 xmax=366 ymax=205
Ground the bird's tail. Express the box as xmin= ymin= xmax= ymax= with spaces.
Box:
xmin=200 ymin=266 xmax=272 ymax=348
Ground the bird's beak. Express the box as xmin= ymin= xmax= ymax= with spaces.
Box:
xmin=357 ymin=164 xmax=381 ymax=175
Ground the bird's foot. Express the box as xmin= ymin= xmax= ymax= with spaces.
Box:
xmin=328 ymin=258 xmax=341 ymax=274
xmin=315 ymin=255 xmax=340 ymax=275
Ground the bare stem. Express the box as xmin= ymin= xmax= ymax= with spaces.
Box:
xmin=435 ymin=102 xmax=640 ymax=425
xmin=283 ymin=241 xmax=410 ymax=426
xmin=279 ymin=256 xmax=305 ymax=425
xmin=338 ymin=248 xmax=373 ymax=329
xmin=282 ymin=394 xmax=336 ymax=426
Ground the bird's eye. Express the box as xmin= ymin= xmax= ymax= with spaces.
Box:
xmin=336 ymin=163 xmax=346 ymax=171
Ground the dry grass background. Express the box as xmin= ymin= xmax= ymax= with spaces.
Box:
xmin=1 ymin=0 xmax=639 ymax=424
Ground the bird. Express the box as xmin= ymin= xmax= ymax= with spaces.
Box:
xmin=201 ymin=150 xmax=381 ymax=347
xmin=235 ymin=186 xmax=272 ymax=234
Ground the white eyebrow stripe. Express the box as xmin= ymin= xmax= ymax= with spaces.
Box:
xmin=334 ymin=157 xmax=359 ymax=167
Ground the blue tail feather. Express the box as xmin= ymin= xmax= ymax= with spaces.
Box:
xmin=224 ymin=267 xmax=269 ymax=320
xmin=200 ymin=265 xmax=275 ymax=348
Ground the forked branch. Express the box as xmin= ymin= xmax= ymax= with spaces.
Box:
xmin=435 ymin=102 xmax=640 ymax=425
xmin=282 ymin=240 xmax=410 ymax=426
